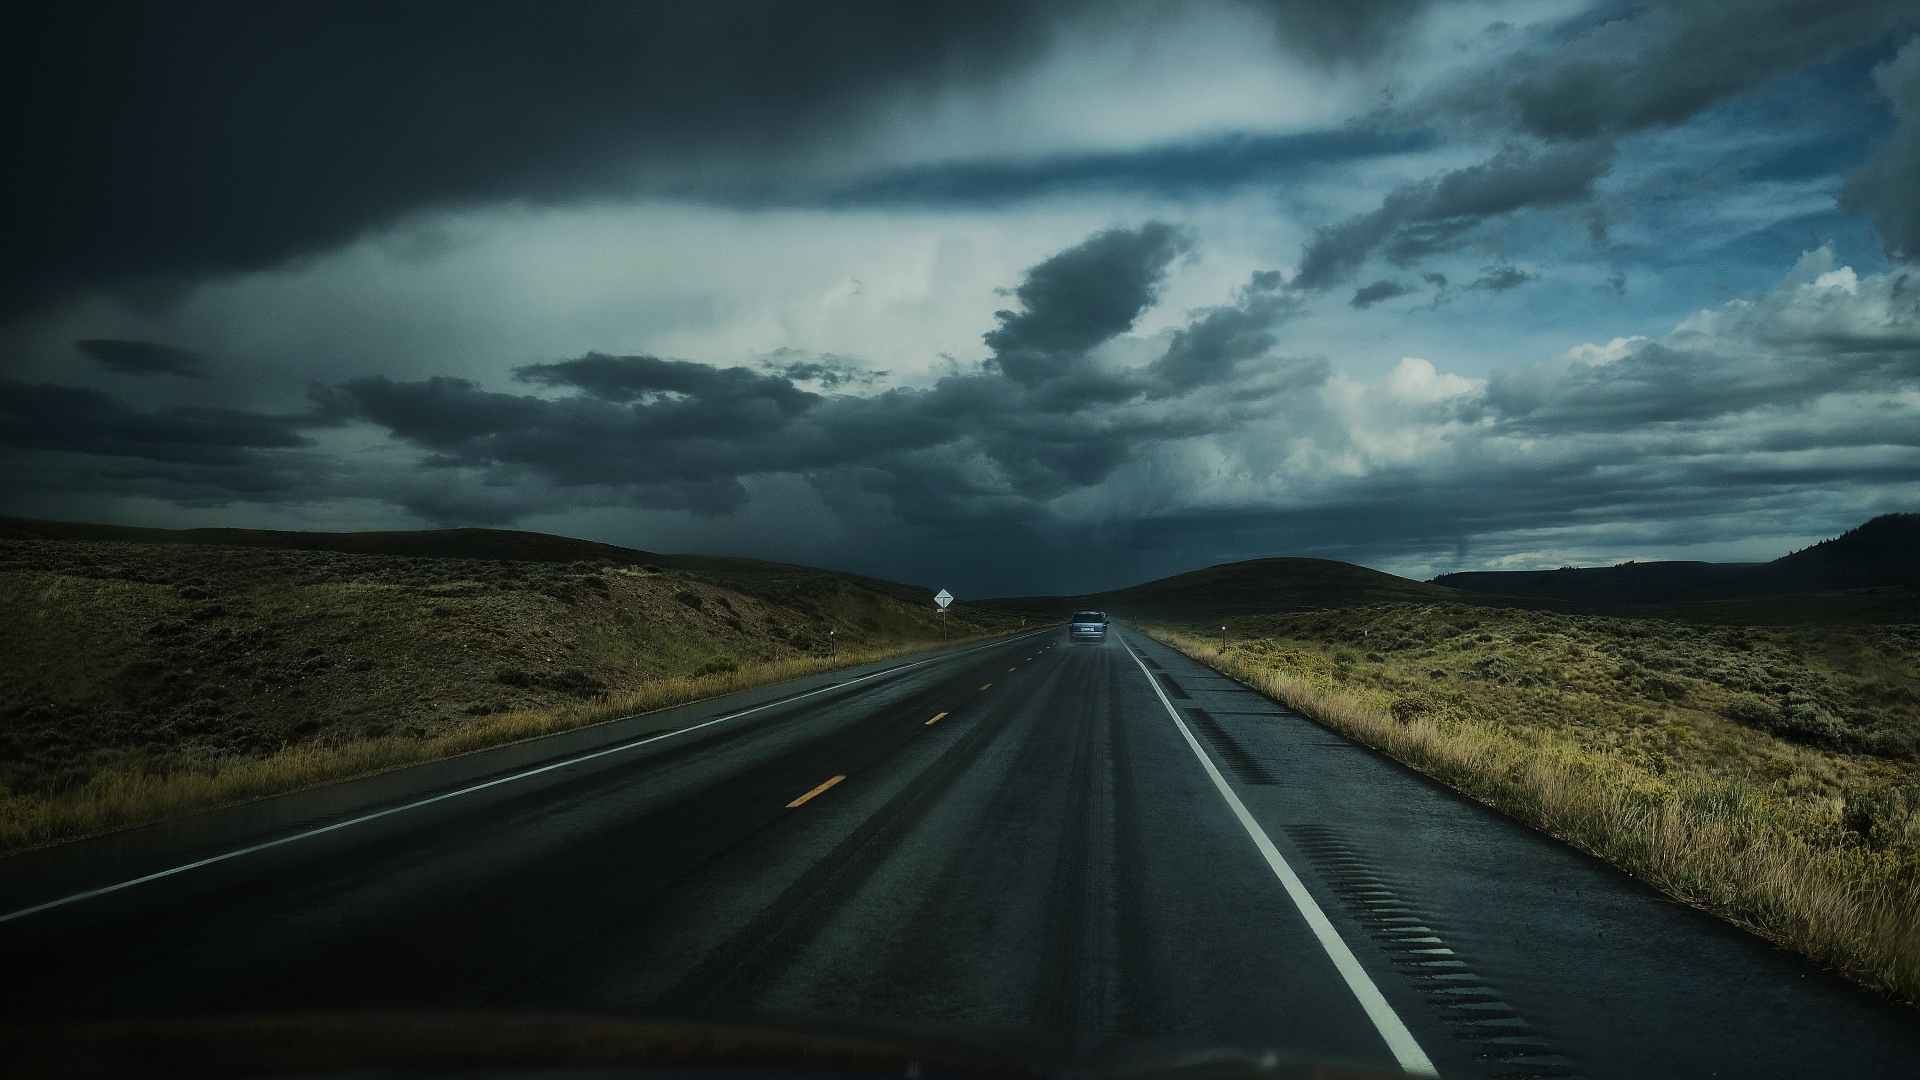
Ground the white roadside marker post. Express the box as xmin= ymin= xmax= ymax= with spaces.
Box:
xmin=935 ymin=588 xmax=953 ymax=641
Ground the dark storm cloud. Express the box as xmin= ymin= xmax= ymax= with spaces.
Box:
xmin=75 ymin=339 xmax=209 ymax=378
xmin=338 ymin=352 xmax=843 ymax=515
xmin=1295 ymin=2 xmax=1913 ymax=294
xmin=1291 ymin=142 xmax=1614 ymax=290
xmin=515 ymin=353 xmax=819 ymax=416
xmin=1149 ymin=281 xmax=1300 ymax=392
xmin=814 ymin=129 xmax=1435 ymax=207
xmin=1467 ymin=264 xmax=1538 ymax=293
xmin=311 ymin=224 xmax=1307 ymax=522
xmin=1844 ymin=37 xmax=1920 ymax=259
xmin=0 ymin=0 xmax=1069 ymax=318
xmin=0 ymin=380 xmax=335 ymax=466
xmin=758 ymin=351 xmax=889 ymax=390
xmin=1349 ymin=280 xmax=1414 ymax=309
xmin=983 ymin=223 xmax=1192 ymax=387
xmin=0 ymin=374 xmax=361 ymax=510
xmin=1466 ymin=0 xmax=1907 ymax=142
xmin=0 ymin=0 xmax=1456 ymax=321
xmin=1254 ymin=0 xmax=1428 ymax=67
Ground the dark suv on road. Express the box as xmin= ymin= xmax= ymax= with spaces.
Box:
xmin=1069 ymin=610 xmax=1108 ymax=643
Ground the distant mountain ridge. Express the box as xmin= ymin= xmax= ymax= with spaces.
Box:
xmin=983 ymin=513 xmax=1918 ymax=626
xmin=1433 ymin=514 xmax=1918 ymax=605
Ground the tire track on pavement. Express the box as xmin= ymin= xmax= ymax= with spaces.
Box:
xmin=654 ymin=657 xmax=1053 ymax=1011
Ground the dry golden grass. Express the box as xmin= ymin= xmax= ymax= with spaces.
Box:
xmin=0 ymin=638 xmax=988 ymax=857
xmin=1146 ymin=625 xmax=1920 ymax=1007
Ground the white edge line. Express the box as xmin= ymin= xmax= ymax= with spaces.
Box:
xmin=1 ymin=629 xmax=1049 ymax=925
xmin=1117 ymin=632 xmax=1438 ymax=1078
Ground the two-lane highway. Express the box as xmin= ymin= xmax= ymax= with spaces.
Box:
xmin=2 ymin=627 xmax=1917 ymax=1078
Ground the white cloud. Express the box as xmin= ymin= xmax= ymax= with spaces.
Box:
xmin=1383 ymin=356 xmax=1483 ymax=403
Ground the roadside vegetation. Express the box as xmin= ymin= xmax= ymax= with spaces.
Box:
xmin=1143 ymin=604 xmax=1920 ymax=1005
xmin=0 ymin=538 xmax=1006 ymax=854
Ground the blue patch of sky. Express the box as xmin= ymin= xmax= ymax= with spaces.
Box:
xmin=1582 ymin=40 xmax=1900 ymax=311
xmin=1711 ymin=207 xmax=1886 ymax=279
xmin=806 ymin=127 xmax=1438 ymax=208
xmin=1713 ymin=39 xmax=1898 ymax=183
xmin=1287 ymin=176 xmax=1700 ymax=373
xmin=1612 ymin=187 xmax=1869 ymax=310
xmin=1223 ymin=36 xmax=1909 ymax=383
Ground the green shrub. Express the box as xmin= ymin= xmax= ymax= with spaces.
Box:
xmin=492 ymin=663 xmax=604 ymax=696
xmin=1843 ymin=779 xmax=1919 ymax=845
xmin=1722 ymin=693 xmax=1777 ymax=726
xmin=693 ymin=654 xmax=739 ymax=677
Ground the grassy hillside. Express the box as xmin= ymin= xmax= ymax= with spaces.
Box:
xmin=1650 ymin=587 xmax=1920 ymax=626
xmin=0 ymin=516 xmax=673 ymax=564
xmin=1219 ymin=605 xmax=1920 ymax=760
xmin=0 ymin=532 xmax=1009 ymax=852
xmin=1145 ymin=603 xmax=1920 ymax=1003
xmin=0 ymin=515 xmax=944 ymax=607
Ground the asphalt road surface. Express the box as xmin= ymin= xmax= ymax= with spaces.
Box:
xmin=3 ymin=627 xmax=1917 ymax=1078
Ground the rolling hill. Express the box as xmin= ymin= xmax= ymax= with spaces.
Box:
xmin=985 ymin=556 xmax=1469 ymax=623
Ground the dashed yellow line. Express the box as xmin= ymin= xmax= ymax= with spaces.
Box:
xmin=786 ymin=775 xmax=845 ymax=808
xmin=980 ymin=683 xmax=992 ymax=690
xmin=925 ymin=711 xmax=948 ymax=725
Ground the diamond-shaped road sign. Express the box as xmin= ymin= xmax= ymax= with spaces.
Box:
xmin=934 ymin=589 xmax=953 ymax=610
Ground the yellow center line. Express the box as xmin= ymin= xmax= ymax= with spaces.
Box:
xmin=925 ymin=711 xmax=948 ymax=725
xmin=980 ymin=682 xmax=992 ymax=690
xmin=786 ymin=775 xmax=845 ymax=808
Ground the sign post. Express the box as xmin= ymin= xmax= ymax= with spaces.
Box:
xmin=934 ymin=589 xmax=953 ymax=640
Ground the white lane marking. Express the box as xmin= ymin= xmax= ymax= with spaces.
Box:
xmin=1117 ymin=633 xmax=1438 ymax=1078
xmin=0 ymin=631 xmax=1048 ymax=925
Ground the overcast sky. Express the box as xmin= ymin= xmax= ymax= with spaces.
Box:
xmin=3 ymin=1 xmax=1918 ymax=597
